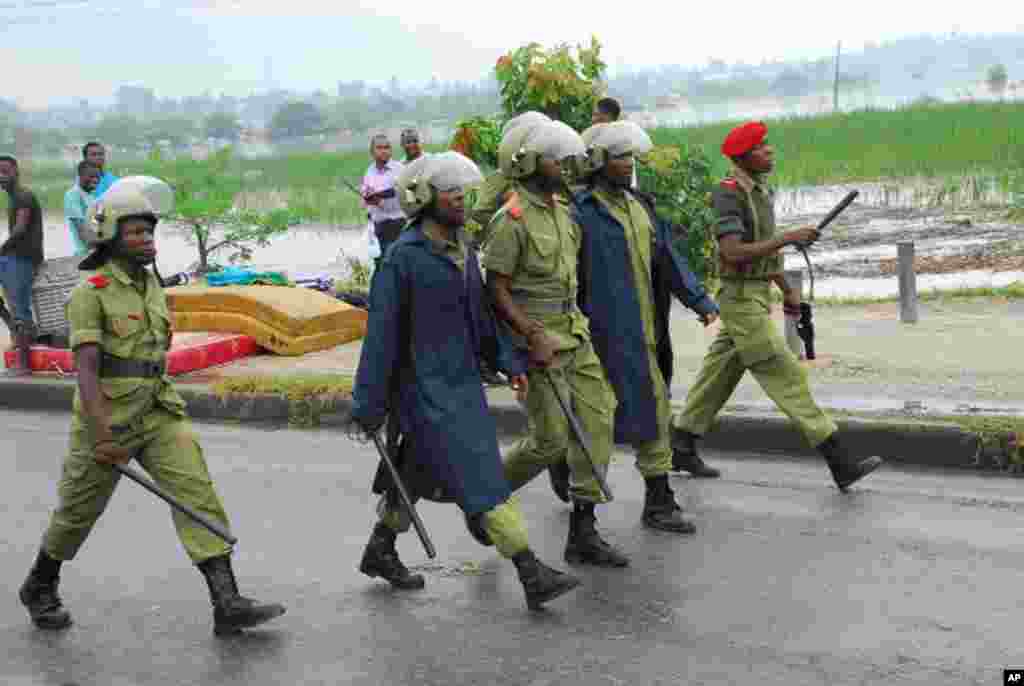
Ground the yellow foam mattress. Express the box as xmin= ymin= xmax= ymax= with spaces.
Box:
xmin=166 ymin=285 xmax=367 ymax=356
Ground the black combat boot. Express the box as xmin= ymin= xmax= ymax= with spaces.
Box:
xmin=671 ymin=431 xmax=720 ymax=478
xmin=197 ymin=555 xmax=286 ymax=636
xmin=642 ymin=474 xmax=697 ymax=534
xmin=511 ymin=549 xmax=581 ymax=611
xmin=547 ymin=460 xmax=571 ymax=503
xmin=817 ymin=434 xmax=883 ymax=491
xmin=19 ymin=549 xmax=72 ymax=630
xmin=564 ymin=502 xmax=630 ymax=567
xmin=358 ymin=522 xmax=426 ymax=590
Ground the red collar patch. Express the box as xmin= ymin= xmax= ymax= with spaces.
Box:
xmin=87 ymin=275 xmax=111 ymax=289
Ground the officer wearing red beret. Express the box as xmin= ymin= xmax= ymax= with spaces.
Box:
xmin=670 ymin=122 xmax=883 ymax=490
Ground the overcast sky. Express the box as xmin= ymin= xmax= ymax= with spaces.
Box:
xmin=1 ymin=0 xmax=1021 ymax=108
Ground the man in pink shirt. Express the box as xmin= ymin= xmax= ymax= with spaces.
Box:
xmin=361 ymin=134 xmax=406 ymax=269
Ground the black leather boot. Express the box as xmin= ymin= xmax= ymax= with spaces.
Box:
xmin=671 ymin=431 xmax=720 ymax=477
xmin=564 ymin=502 xmax=629 ymax=567
xmin=511 ymin=549 xmax=581 ymax=611
xmin=547 ymin=460 xmax=571 ymax=503
xmin=198 ymin=555 xmax=286 ymax=636
xmin=642 ymin=475 xmax=697 ymax=534
xmin=817 ymin=434 xmax=883 ymax=491
xmin=19 ymin=549 xmax=72 ymax=630
xmin=358 ymin=522 xmax=426 ymax=590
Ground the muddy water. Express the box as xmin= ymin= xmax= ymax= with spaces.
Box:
xmin=41 ymin=214 xmax=369 ymax=283
xmin=774 ymin=181 xmax=1024 ymax=297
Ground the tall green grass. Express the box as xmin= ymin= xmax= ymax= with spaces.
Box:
xmin=650 ymin=101 xmax=1024 ymax=187
xmin=5 ymin=150 xmax=378 ymax=225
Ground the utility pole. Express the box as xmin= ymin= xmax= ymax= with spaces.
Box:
xmin=833 ymin=41 xmax=841 ymax=111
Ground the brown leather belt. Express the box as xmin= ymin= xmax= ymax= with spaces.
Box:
xmin=100 ymin=354 xmax=166 ymax=379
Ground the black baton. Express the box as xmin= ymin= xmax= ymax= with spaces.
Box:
xmin=817 ymin=190 xmax=860 ymax=231
xmin=543 ymin=370 xmax=614 ymax=502
xmin=114 ymin=464 xmax=237 ymax=545
xmin=371 ymin=432 xmax=437 ymax=559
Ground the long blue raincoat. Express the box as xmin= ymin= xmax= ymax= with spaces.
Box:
xmin=574 ymin=189 xmax=719 ymax=445
xmin=352 ymin=220 xmax=527 ymax=516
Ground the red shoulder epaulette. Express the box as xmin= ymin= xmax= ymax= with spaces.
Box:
xmin=502 ymin=191 xmax=523 ymax=220
xmin=87 ymin=275 xmax=110 ymax=289
xmin=720 ymin=178 xmax=739 ymax=190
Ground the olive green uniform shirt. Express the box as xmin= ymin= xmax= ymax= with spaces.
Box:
xmin=592 ymin=187 xmax=657 ymax=347
xmin=421 ymin=217 xmax=467 ymax=272
xmin=714 ymin=167 xmax=783 ymax=283
xmin=469 ymin=171 xmax=512 ymax=247
xmin=66 ymin=260 xmax=185 ymax=436
xmin=482 ymin=183 xmax=589 ymax=352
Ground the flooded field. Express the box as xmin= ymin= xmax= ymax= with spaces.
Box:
xmin=35 ymin=175 xmax=1023 ymax=298
xmin=775 ymin=180 xmax=1024 ymax=297
xmin=39 ymin=215 xmax=370 ymax=286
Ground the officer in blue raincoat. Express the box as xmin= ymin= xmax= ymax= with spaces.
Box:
xmin=350 ymin=152 xmax=580 ymax=611
xmin=572 ymin=121 xmax=722 ymax=534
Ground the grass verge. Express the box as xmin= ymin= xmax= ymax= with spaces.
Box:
xmin=210 ymin=373 xmax=354 ymax=427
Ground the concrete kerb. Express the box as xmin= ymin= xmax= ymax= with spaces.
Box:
xmin=0 ymin=378 xmax=994 ymax=472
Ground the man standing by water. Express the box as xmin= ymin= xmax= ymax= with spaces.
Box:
xmin=65 ymin=161 xmax=100 ymax=257
xmin=83 ymin=142 xmax=118 ymax=198
xmin=0 ymin=155 xmax=43 ymax=377
xmin=361 ymin=134 xmax=405 ymax=268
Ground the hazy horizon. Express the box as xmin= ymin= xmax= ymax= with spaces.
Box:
xmin=2 ymin=1 xmax=1022 ymax=109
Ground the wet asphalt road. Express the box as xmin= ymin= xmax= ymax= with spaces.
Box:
xmin=4 ymin=408 xmax=1024 ymax=685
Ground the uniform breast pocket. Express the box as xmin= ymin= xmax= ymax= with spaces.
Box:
xmin=110 ymin=315 xmax=144 ymax=338
xmin=525 ymin=231 xmax=558 ymax=276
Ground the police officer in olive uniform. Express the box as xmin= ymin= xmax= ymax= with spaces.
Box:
xmin=573 ymin=121 xmax=720 ymax=534
xmin=352 ymin=153 xmax=580 ymax=611
xmin=672 ymin=122 xmax=883 ymax=490
xmin=469 ymin=111 xmax=553 ymax=248
xmin=485 ymin=119 xmax=629 ymax=568
xmin=19 ymin=177 xmax=285 ymax=635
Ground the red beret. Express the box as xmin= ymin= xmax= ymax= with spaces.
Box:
xmin=721 ymin=121 xmax=767 ymax=158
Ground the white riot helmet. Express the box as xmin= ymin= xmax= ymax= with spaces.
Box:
xmin=577 ymin=121 xmax=653 ymax=180
xmin=501 ymin=120 xmax=585 ymax=180
xmin=500 ymin=111 xmax=552 ymax=138
xmin=79 ymin=176 xmax=174 ymax=269
xmin=497 ymin=112 xmax=552 ymax=176
xmin=397 ymin=151 xmax=483 ymax=218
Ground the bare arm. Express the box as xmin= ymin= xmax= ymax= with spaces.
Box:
xmin=488 ymin=272 xmax=556 ymax=367
xmin=488 ymin=272 xmax=538 ymax=339
xmin=75 ymin=344 xmax=131 ymax=464
xmin=0 ymin=208 xmax=31 ymax=251
xmin=75 ymin=344 xmax=112 ymax=440
xmin=719 ymin=226 xmax=821 ymax=266
xmin=718 ymin=232 xmax=787 ymax=265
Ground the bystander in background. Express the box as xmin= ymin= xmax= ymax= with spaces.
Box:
xmin=0 ymin=155 xmax=44 ymax=376
xmin=65 ymin=161 xmax=100 ymax=257
xmin=361 ymin=134 xmax=405 ymax=269
xmin=83 ymin=142 xmax=118 ymax=198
